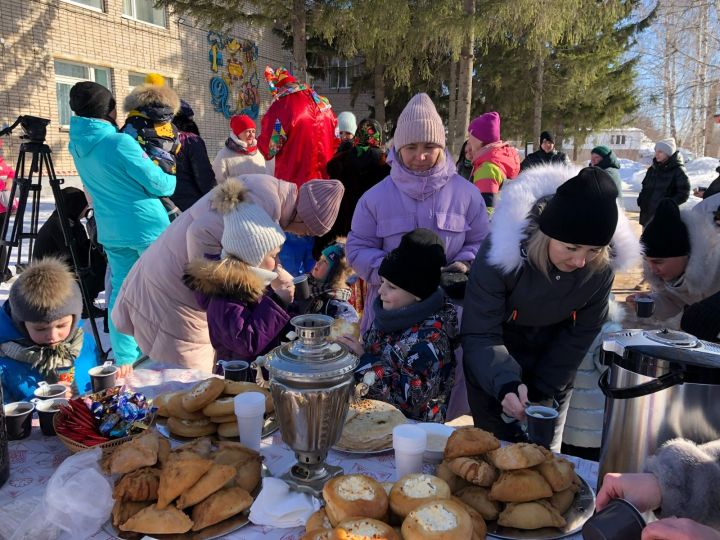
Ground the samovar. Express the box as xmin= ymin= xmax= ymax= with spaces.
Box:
xmin=263 ymin=314 xmax=358 ymax=496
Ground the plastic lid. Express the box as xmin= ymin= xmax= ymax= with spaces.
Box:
xmin=393 ymin=424 xmax=427 ymax=453
xmin=234 ymin=392 xmax=265 ymax=417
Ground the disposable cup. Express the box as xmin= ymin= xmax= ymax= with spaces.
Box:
xmin=34 ymin=398 xmax=68 ymax=436
xmin=293 ymin=274 xmax=311 ymax=301
xmin=4 ymin=401 xmax=35 ymax=440
xmin=582 ymin=498 xmax=646 ymax=540
xmin=33 ymin=381 xmax=66 ymax=400
xmin=525 ymin=405 xmax=559 ymax=449
xmin=89 ymin=361 xmax=118 ymax=393
xmin=393 ymin=424 xmax=427 ymax=480
xmin=635 ymin=297 xmax=655 ymax=318
xmin=233 ymin=392 xmax=266 ymax=451
xmin=218 ymin=359 xmax=249 ymax=382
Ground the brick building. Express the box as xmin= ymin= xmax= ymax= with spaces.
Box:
xmin=0 ymin=0 xmax=373 ymax=174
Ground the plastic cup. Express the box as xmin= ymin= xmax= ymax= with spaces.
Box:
xmin=33 ymin=381 xmax=67 ymax=400
xmin=582 ymin=498 xmax=646 ymax=540
xmin=293 ymin=274 xmax=311 ymax=301
xmin=233 ymin=392 xmax=266 ymax=451
xmin=393 ymin=424 xmax=427 ymax=481
xmin=525 ymin=405 xmax=559 ymax=449
xmin=218 ymin=360 xmax=249 ymax=382
xmin=4 ymin=401 xmax=35 ymax=440
xmin=635 ymin=297 xmax=655 ymax=318
xmin=89 ymin=361 xmax=118 ymax=393
xmin=34 ymin=398 xmax=68 ymax=436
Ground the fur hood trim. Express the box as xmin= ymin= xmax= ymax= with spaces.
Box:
xmin=210 ymin=179 xmax=250 ymax=215
xmin=184 ymin=258 xmax=265 ymax=303
xmin=13 ymin=257 xmax=76 ymax=310
xmin=645 ymin=201 xmax=720 ymax=295
xmin=488 ymin=163 xmax=641 ymax=274
xmin=124 ymin=83 xmax=180 ymax=114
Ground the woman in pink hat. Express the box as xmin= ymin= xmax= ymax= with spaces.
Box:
xmin=212 ymin=114 xmax=269 ymax=182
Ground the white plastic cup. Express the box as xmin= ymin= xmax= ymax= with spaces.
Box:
xmin=393 ymin=424 xmax=427 ymax=480
xmin=233 ymin=392 xmax=266 ymax=451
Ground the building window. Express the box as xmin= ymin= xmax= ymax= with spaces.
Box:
xmin=128 ymin=72 xmax=173 ymax=92
xmin=328 ymin=59 xmax=353 ymax=90
xmin=610 ymin=134 xmax=627 ymax=145
xmin=55 ymin=60 xmax=111 ymax=126
xmin=62 ymin=0 xmax=103 ymax=10
xmin=122 ymin=0 xmax=166 ymax=27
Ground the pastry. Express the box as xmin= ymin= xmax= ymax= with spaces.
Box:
xmin=217 ymin=421 xmax=240 ymax=438
xmin=210 ymin=414 xmax=237 ymax=424
xmin=435 ymin=460 xmax=469 ymax=493
xmin=109 ymin=430 xmax=160 ymax=475
xmin=447 ymin=457 xmax=498 ymax=487
xmin=330 ymin=319 xmax=360 ymax=340
xmin=401 ymin=499 xmax=473 ymax=540
xmin=111 ymin=500 xmax=151 ymax=528
xmin=486 ymin=443 xmax=550 ymax=470
xmin=176 ymin=463 xmax=237 ymax=509
xmin=191 ymin=486 xmax=254 ymax=531
xmin=165 ymin=393 xmax=207 ymax=421
xmin=335 ymin=400 xmax=406 ymax=452
xmin=549 ymin=484 xmax=578 ymax=514
xmin=223 ymin=381 xmax=274 ymax=414
xmin=113 ymin=466 xmax=160 ymax=501
xmin=172 ymin=436 xmax=213 ymax=459
xmin=389 ymin=473 xmax=451 ymax=518
xmin=323 ymin=474 xmax=389 ymax=526
xmin=451 ymin=496 xmax=487 ymax=540
xmin=335 ymin=518 xmax=401 ymax=539
xmin=202 ymin=396 xmax=236 ymax=417
xmin=119 ymin=503 xmax=193 ymax=534
xmin=306 ymin=507 xmax=333 ymax=532
xmin=182 ymin=377 xmax=226 ymax=412
xmin=536 ymin=455 xmax=575 ymax=492
xmin=443 ymin=427 xmax=500 ymax=460
xmin=156 ymin=456 xmax=213 ymax=509
xmin=157 ymin=436 xmax=171 ymax=467
xmin=455 ymin=486 xmax=502 ymax=521
xmin=153 ymin=391 xmax=180 ymax=417
xmin=213 ymin=442 xmax=263 ymax=492
xmin=166 ymin=417 xmax=217 ymax=438
xmin=488 ymin=469 xmax=553 ymax=503
xmin=497 ymin=500 xmax=567 ymax=530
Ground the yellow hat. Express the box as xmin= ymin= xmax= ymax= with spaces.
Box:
xmin=144 ymin=73 xmax=166 ymax=86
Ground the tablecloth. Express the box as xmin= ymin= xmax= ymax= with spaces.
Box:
xmin=0 ymin=366 xmax=599 ymax=540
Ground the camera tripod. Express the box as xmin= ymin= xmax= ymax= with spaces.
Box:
xmin=0 ymin=116 xmax=107 ymax=360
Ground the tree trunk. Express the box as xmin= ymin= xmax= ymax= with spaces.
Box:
xmin=373 ymin=62 xmax=386 ymax=129
xmin=704 ymin=82 xmax=719 ymax=157
xmin=532 ymin=55 xmax=544 ymax=144
xmin=696 ymin=2 xmax=710 ymax=155
xmin=448 ymin=59 xmax=458 ymax=156
xmin=291 ymin=0 xmax=307 ymax=82
xmin=455 ymin=0 xmax=475 ymax=150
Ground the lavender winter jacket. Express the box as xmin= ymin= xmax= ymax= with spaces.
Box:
xmin=347 ymin=149 xmax=489 ymax=332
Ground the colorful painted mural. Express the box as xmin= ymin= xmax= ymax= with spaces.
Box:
xmin=207 ymin=31 xmax=260 ymax=119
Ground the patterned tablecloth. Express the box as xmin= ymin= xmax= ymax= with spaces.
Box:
xmin=0 ymin=366 xmax=599 ymax=540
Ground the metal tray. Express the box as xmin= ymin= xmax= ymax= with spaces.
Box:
xmin=156 ymin=415 xmax=279 ymax=443
xmin=486 ymin=475 xmax=596 ymax=539
xmin=331 ymin=444 xmax=394 ymax=455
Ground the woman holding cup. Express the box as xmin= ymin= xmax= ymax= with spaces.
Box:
xmin=461 ymin=165 xmax=640 ymax=451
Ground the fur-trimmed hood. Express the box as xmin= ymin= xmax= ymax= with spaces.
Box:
xmin=184 ymin=258 xmax=268 ymax=304
xmin=124 ymin=83 xmax=180 ymax=115
xmin=487 ymin=163 xmax=641 ymax=274
xmin=645 ymin=198 xmax=720 ymax=297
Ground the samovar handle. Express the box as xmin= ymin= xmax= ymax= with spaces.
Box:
xmin=352 ymin=371 xmax=376 ymax=403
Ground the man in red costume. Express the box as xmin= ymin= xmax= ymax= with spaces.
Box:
xmin=257 ymin=66 xmax=339 ymax=275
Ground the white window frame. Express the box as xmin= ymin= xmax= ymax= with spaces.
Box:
xmin=122 ymin=0 xmax=166 ymax=28
xmin=55 ymin=60 xmax=112 ymax=127
xmin=328 ymin=58 xmax=352 ymax=91
xmin=61 ymin=0 xmax=104 ymax=12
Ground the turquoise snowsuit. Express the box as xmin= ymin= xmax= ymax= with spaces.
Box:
xmin=68 ymin=116 xmax=175 ymax=365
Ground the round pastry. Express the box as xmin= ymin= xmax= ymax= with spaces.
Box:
xmin=167 ymin=417 xmax=217 ymax=438
xmin=401 ymin=499 xmax=473 ymax=540
xmin=202 ymin=396 xmax=235 ymax=417
xmin=209 ymin=414 xmax=237 ymax=424
xmin=181 ymin=378 xmax=226 ymax=412
xmin=165 ymin=393 xmax=207 ymax=420
xmin=306 ymin=508 xmax=333 ymax=532
xmin=217 ymin=422 xmax=239 ymax=438
xmin=389 ymin=474 xmax=451 ymax=518
xmin=223 ymin=382 xmax=274 ymax=414
xmin=335 ymin=518 xmax=400 ymax=540
xmin=322 ymin=474 xmax=389 ymax=526
xmin=153 ymin=391 xmax=180 ymax=417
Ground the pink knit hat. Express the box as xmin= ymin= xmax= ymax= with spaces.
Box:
xmin=393 ymin=93 xmax=445 ymax=150
xmin=468 ymin=112 xmax=501 ymax=144
xmin=296 ymin=179 xmax=345 ymax=236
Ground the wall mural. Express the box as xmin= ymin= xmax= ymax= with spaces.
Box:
xmin=207 ymin=31 xmax=260 ymax=119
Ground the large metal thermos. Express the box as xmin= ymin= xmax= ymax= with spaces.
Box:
xmin=598 ymin=329 xmax=720 ymax=486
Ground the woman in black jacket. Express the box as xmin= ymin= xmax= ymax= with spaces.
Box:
xmin=461 ymin=164 xmax=640 ymax=451
xmin=171 ymin=100 xmax=216 ymax=211
xmin=637 ymin=139 xmax=690 ymax=226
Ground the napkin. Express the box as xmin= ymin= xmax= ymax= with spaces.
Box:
xmin=249 ymin=477 xmax=321 ymax=528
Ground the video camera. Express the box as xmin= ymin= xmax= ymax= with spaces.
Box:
xmin=0 ymin=116 xmax=51 ymax=144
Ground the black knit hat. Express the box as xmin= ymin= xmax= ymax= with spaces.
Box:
xmin=540 ymin=131 xmax=554 ymax=144
xmin=641 ymin=199 xmax=690 ymax=258
xmin=538 ymin=167 xmax=619 ymax=246
xmin=69 ymin=81 xmax=116 ymax=119
xmin=379 ymin=229 xmax=447 ymax=300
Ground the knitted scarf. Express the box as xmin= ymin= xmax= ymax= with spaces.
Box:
xmin=225 ymin=134 xmax=258 ymax=155
xmin=0 ymin=327 xmax=85 ymax=377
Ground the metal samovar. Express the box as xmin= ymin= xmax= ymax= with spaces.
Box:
xmin=263 ymin=314 xmax=358 ymax=496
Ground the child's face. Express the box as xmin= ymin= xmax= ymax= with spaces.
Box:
xmin=467 ymin=134 xmax=485 ymax=160
xmin=25 ymin=315 xmax=74 ymax=347
xmin=311 ymin=256 xmax=330 ymax=281
xmin=399 ymin=142 xmax=443 ymax=172
xmin=378 ymin=278 xmax=419 ymax=310
xmin=259 ymin=246 xmax=281 ymax=271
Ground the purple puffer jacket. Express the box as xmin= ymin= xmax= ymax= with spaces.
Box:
xmin=347 ymin=149 xmax=490 ymax=332
xmin=184 ymin=258 xmax=290 ymax=361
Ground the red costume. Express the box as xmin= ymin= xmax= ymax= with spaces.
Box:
xmin=257 ymin=67 xmax=338 ymax=188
